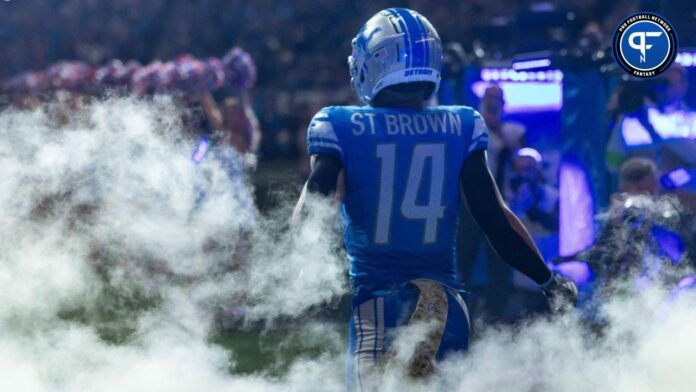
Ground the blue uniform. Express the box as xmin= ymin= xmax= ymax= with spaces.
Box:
xmin=307 ymin=105 xmax=488 ymax=298
xmin=306 ymin=105 xmax=488 ymax=386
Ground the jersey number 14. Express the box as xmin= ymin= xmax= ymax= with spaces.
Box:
xmin=375 ymin=143 xmax=446 ymax=245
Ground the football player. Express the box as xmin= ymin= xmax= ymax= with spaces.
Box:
xmin=292 ymin=8 xmax=578 ymax=390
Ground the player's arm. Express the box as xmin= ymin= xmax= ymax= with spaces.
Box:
xmin=292 ymin=154 xmax=344 ymax=223
xmin=460 ymin=150 xmax=577 ymax=311
xmin=294 ymin=107 xmax=345 ymax=222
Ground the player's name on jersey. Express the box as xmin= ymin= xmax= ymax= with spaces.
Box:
xmin=349 ymin=111 xmax=463 ymax=137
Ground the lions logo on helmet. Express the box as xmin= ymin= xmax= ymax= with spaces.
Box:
xmin=348 ymin=8 xmax=443 ymax=105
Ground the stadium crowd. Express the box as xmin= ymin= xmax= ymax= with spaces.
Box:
xmin=4 ymin=0 xmax=693 ymax=159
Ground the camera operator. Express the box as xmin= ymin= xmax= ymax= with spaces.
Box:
xmin=581 ymin=158 xmax=686 ymax=295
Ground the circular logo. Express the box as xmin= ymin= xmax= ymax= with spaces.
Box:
xmin=613 ymin=13 xmax=677 ymax=78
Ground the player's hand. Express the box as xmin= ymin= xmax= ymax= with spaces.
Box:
xmin=540 ymin=274 xmax=578 ymax=314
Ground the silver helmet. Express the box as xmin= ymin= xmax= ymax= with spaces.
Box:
xmin=348 ymin=8 xmax=443 ymax=105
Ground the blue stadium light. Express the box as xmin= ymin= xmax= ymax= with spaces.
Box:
xmin=621 ymin=107 xmax=696 ymax=147
xmin=191 ymin=137 xmax=210 ymax=163
xmin=665 ymin=275 xmax=696 ymax=303
xmin=675 ymin=275 xmax=696 ymax=290
xmin=480 ymin=68 xmax=563 ymax=83
xmin=661 ymin=168 xmax=693 ymax=190
xmin=475 ymin=68 xmax=564 ymax=112
xmin=676 ymin=51 xmax=695 ymax=67
xmin=516 ymin=147 xmax=543 ymax=163
xmin=553 ymin=261 xmax=592 ymax=285
xmin=511 ymin=58 xmax=552 ymax=71
xmin=559 ymin=161 xmax=594 ymax=257
xmin=651 ymin=226 xmax=686 ymax=265
xmin=472 ymin=81 xmax=563 ymax=112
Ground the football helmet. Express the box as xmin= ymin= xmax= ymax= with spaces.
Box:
xmin=348 ymin=8 xmax=443 ymax=105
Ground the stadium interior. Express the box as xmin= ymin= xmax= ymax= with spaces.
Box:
xmin=1 ymin=1 xmax=695 ymax=390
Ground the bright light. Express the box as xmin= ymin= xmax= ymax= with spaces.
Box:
xmin=471 ymin=81 xmax=563 ymax=112
xmin=676 ymin=52 xmax=694 ymax=67
xmin=480 ymin=67 xmax=564 ymax=83
xmin=516 ymin=147 xmax=543 ymax=163
xmin=559 ymin=161 xmax=595 ymax=256
xmin=511 ymin=58 xmax=551 ymax=71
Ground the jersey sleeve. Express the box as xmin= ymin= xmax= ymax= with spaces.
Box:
xmin=306 ymin=108 xmax=345 ymax=162
xmin=468 ymin=110 xmax=489 ymax=153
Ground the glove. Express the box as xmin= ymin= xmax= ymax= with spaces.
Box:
xmin=539 ymin=273 xmax=578 ymax=314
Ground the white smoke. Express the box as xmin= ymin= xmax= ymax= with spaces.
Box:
xmin=0 ymin=97 xmax=695 ymax=391
xmin=436 ymin=287 xmax=696 ymax=392
xmin=0 ymin=96 xmax=346 ymax=391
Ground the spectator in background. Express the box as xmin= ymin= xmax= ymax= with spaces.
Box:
xmin=479 ymin=84 xmax=526 ymax=189
xmin=617 ymin=157 xmax=659 ymax=196
xmin=506 ymin=148 xmax=559 ymax=318
xmin=508 ymin=148 xmax=559 ymax=241
xmin=200 ymin=91 xmax=261 ymax=159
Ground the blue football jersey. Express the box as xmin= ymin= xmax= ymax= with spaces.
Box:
xmin=306 ymin=105 xmax=488 ymax=301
